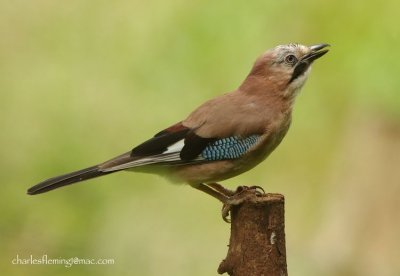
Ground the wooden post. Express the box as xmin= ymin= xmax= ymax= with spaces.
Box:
xmin=218 ymin=192 xmax=287 ymax=276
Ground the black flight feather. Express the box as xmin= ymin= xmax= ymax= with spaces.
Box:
xmin=27 ymin=166 xmax=113 ymax=195
xmin=130 ymin=128 xmax=190 ymax=157
xmin=180 ymin=132 xmax=216 ymax=161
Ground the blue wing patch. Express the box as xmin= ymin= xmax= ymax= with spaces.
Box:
xmin=201 ymin=135 xmax=260 ymax=161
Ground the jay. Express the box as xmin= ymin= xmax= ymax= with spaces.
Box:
xmin=28 ymin=43 xmax=329 ymax=221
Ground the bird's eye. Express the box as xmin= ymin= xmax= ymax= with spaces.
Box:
xmin=284 ymin=54 xmax=298 ymax=65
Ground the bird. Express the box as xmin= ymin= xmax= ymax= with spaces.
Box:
xmin=28 ymin=43 xmax=329 ymax=221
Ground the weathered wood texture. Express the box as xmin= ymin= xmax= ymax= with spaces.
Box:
xmin=218 ymin=192 xmax=287 ymax=276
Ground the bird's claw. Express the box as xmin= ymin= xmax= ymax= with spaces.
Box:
xmin=221 ymin=185 xmax=266 ymax=223
xmin=235 ymin=185 xmax=265 ymax=196
xmin=222 ymin=204 xmax=232 ymax=223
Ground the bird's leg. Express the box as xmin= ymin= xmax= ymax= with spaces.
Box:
xmin=191 ymin=183 xmax=266 ymax=222
xmin=190 ymin=183 xmax=232 ymax=222
xmin=207 ymin=182 xmax=236 ymax=197
xmin=190 ymin=183 xmax=230 ymax=203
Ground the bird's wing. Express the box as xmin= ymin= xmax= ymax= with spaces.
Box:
xmin=99 ymin=122 xmax=262 ymax=172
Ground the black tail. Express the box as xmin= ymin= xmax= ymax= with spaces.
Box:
xmin=27 ymin=166 xmax=113 ymax=195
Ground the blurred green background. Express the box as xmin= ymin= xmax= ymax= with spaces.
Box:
xmin=1 ymin=0 xmax=400 ymax=275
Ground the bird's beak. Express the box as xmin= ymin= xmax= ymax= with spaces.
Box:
xmin=301 ymin=43 xmax=330 ymax=63
xmin=289 ymin=43 xmax=330 ymax=84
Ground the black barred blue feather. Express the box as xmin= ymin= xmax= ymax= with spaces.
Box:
xmin=201 ymin=135 xmax=260 ymax=161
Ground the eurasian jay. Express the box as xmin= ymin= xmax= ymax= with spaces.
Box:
xmin=28 ymin=43 xmax=329 ymax=221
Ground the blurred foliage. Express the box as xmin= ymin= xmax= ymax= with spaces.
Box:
xmin=1 ymin=0 xmax=399 ymax=275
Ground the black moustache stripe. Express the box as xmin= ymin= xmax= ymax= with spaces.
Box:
xmin=288 ymin=61 xmax=309 ymax=84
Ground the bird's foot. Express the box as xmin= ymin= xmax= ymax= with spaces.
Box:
xmin=190 ymin=183 xmax=265 ymax=223
xmin=221 ymin=185 xmax=266 ymax=223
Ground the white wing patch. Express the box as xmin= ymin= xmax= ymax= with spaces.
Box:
xmin=100 ymin=139 xmax=203 ymax=172
xmin=163 ymin=139 xmax=185 ymax=154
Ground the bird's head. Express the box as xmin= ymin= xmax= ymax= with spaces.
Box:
xmin=242 ymin=43 xmax=330 ymax=100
